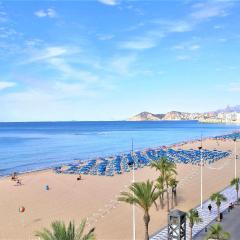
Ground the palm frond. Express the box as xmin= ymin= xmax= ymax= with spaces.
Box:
xmin=186 ymin=209 xmax=202 ymax=227
xmin=36 ymin=220 xmax=95 ymax=240
xmin=205 ymin=224 xmax=230 ymax=240
xmin=118 ymin=180 xmax=160 ymax=212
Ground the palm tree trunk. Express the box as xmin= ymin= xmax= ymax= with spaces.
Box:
xmin=143 ymin=212 xmax=150 ymax=240
xmin=174 ymin=190 xmax=177 ymax=206
xmin=166 ymin=186 xmax=170 ymax=212
xmin=159 ymin=195 xmax=164 ymax=209
xmin=189 ymin=226 xmax=193 ymax=240
xmin=217 ymin=206 xmax=220 ymax=221
xmin=153 ymin=200 xmax=158 ymax=211
xmin=171 ymin=188 xmax=174 ymax=209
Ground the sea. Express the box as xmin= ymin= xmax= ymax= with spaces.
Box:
xmin=0 ymin=121 xmax=239 ymax=176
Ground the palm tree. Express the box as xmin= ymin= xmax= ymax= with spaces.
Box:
xmin=169 ymin=178 xmax=179 ymax=208
xmin=205 ymin=224 xmax=230 ymax=240
xmin=155 ymin=175 xmax=165 ymax=209
xmin=186 ymin=209 xmax=202 ymax=240
xmin=150 ymin=157 xmax=177 ymax=212
xmin=150 ymin=157 xmax=177 ymax=180
xmin=35 ymin=219 xmax=95 ymax=240
xmin=210 ymin=193 xmax=227 ymax=221
xmin=230 ymin=177 xmax=239 ymax=202
xmin=118 ymin=180 xmax=159 ymax=240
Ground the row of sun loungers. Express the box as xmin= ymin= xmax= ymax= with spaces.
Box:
xmin=55 ymin=148 xmax=231 ymax=177
xmin=213 ymin=132 xmax=240 ymax=140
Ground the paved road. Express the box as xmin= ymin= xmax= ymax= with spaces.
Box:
xmin=194 ymin=206 xmax=240 ymax=239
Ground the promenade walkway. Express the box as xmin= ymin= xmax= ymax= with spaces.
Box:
xmin=194 ymin=205 xmax=240 ymax=239
xmin=150 ymin=185 xmax=237 ymax=240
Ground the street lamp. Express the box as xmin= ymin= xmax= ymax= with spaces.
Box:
xmin=131 ymin=139 xmax=136 ymax=240
xmin=234 ymin=138 xmax=237 ymax=178
xmin=198 ymin=146 xmax=203 ymax=209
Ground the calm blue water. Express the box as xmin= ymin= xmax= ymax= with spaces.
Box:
xmin=0 ymin=121 xmax=239 ymax=176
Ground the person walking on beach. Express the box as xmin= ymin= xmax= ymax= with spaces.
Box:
xmin=208 ymin=203 xmax=212 ymax=213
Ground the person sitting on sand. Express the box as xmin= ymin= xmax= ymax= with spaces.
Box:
xmin=16 ymin=179 xmax=22 ymax=186
xmin=11 ymin=172 xmax=17 ymax=181
xmin=77 ymin=174 xmax=82 ymax=181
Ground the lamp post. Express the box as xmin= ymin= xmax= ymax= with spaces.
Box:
xmin=131 ymin=139 xmax=136 ymax=240
xmin=234 ymin=138 xmax=237 ymax=178
xmin=198 ymin=146 xmax=203 ymax=209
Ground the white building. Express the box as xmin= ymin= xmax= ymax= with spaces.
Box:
xmin=224 ymin=112 xmax=240 ymax=122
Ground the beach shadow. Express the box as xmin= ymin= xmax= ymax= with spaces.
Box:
xmin=76 ymin=177 xmax=85 ymax=181
xmin=13 ymin=184 xmax=25 ymax=187
xmin=33 ymin=218 xmax=42 ymax=223
xmin=24 ymin=218 xmax=42 ymax=227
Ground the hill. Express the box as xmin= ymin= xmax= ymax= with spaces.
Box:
xmin=128 ymin=105 xmax=240 ymax=122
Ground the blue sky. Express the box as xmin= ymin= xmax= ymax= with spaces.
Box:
xmin=0 ymin=0 xmax=240 ymax=121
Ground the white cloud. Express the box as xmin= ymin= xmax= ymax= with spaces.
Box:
xmin=0 ymin=81 xmax=16 ymax=90
xmin=167 ymin=21 xmax=193 ymax=33
xmin=214 ymin=25 xmax=224 ymax=29
xmin=54 ymin=82 xmax=96 ymax=97
xmin=110 ymin=55 xmax=136 ymax=75
xmin=191 ymin=0 xmax=232 ymax=20
xmin=218 ymin=38 xmax=227 ymax=42
xmin=189 ymin=44 xmax=200 ymax=50
xmin=172 ymin=43 xmax=200 ymax=51
xmin=228 ymin=82 xmax=240 ymax=92
xmin=0 ymin=11 xmax=7 ymax=22
xmin=228 ymin=66 xmax=238 ymax=70
xmin=34 ymin=8 xmax=57 ymax=18
xmin=97 ymin=34 xmax=114 ymax=41
xmin=24 ymin=39 xmax=43 ymax=47
xmin=23 ymin=45 xmax=100 ymax=86
xmin=153 ymin=19 xmax=193 ymax=33
xmin=120 ymin=38 xmax=156 ymax=50
xmin=26 ymin=46 xmax=69 ymax=63
xmin=121 ymin=20 xmax=192 ymax=51
xmin=98 ymin=0 xmax=118 ymax=6
xmin=119 ymin=0 xmax=234 ymax=53
xmin=176 ymin=55 xmax=191 ymax=61
xmin=0 ymin=27 xmax=19 ymax=39
xmin=48 ymin=57 xmax=99 ymax=83
xmin=0 ymin=87 xmax=101 ymax=121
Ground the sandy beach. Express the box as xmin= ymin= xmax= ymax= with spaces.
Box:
xmin=0 ymin=138 xmax=239 ymax=240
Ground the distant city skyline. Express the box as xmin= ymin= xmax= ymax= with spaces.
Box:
xmin=0 ymin=0 xmax=240 ymax=121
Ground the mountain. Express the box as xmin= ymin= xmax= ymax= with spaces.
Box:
xmin=214 ymin=105 xmax=240 ymax=113
xmin=163 ymin=111 xmax=192 ymax=120
xmin=129 ymin=112 xmax=164 ymax=121
xmin=129 ymin=111 xmax=192 ymax=121
xmin=128 ymin=105 xmax=240 ymax=122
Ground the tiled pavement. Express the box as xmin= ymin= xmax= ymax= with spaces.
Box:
xmin=150 ymin=185 xmax=237 ymax=240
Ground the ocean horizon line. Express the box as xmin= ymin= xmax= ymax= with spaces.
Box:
xmin=0 ymin=119 xmax=201 ymax=123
